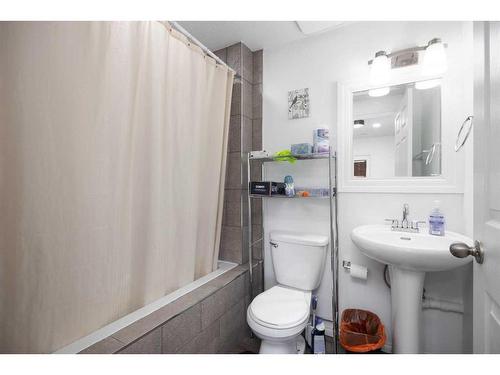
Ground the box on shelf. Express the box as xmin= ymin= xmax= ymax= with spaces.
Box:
xmin=250 ymin=181 xmax=286 ymax=196
xmin=291 ymin=143 xmax=313 ymax=155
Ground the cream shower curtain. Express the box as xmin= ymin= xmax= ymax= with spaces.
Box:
xmin=0 ymin=22 xmax=233 ymax=353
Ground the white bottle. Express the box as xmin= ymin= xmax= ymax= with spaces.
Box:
xmin=429 ymin=200 xmax=445 ymax=236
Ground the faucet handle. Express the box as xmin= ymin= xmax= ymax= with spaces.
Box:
xmin=411 ymin=220 xmax=427 ymax=230
xmin=385 ymin=218 xmax=399 ymax=227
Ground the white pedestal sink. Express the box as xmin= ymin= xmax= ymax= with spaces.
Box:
xmin=351 ymin=224 xmax=472 ymax=354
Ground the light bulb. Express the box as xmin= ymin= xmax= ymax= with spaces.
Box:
xmin=422 ymin=38 xmax=447 ymax=76
xmin=369 ymin=51 xmax=390 ymax=86
xmin=372 ymin=122 xmax=382 ymax=128
xmin=368 ymin=87 xmax=390 ymax=97
xmin=415 ymin=78 xmax=442 ymax=90
xmin=353 ymin=120 xmax=365 ymax=129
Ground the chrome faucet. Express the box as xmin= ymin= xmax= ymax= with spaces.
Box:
xmin=386 ymin=204 xmax=426 ymax=233
xmin=402 ymin=203 xmax=410 ymax=228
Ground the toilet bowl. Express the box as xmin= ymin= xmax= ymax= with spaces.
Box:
xmin=247 ymin=231 xmax=328 ymax=354
xmin=247 ymin=285 xmax=311 ymax=353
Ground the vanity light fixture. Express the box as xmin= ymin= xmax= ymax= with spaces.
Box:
xmin=368 ymin=86 xmax=390 ymax=97
xmin=372 ymin=122 xmax=382 ymax=128
xmin=367 ymin=38 xmax=447 ymax=89
xmin=369 ymin=51 xmax=390 ymax=86
xmin=353 ymin=119 xmax=365 ymax=129
xmin=422 ymin=38 xmax=447 ymax=76
xmin=415 ymin=78 xmax=442 ymax=90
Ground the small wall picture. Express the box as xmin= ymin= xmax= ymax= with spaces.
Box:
xmin=288 ymin=88 xmax=310 ymax=119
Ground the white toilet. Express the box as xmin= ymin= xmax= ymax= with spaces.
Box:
xmin=247 ymin=231 xmax=328 ymax=354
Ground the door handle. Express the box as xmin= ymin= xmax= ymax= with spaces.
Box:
xmin=449 ymin=240 xmax=484 ymax=264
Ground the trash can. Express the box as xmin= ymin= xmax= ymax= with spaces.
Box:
xmin=339 ymin=309 xmax=386 ymax=353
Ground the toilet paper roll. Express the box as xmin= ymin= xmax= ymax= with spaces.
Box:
xmin=349 ymin=263 xmax=368 ymax=280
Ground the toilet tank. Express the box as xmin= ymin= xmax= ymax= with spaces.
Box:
xmin=270 ymin=231 xmax=328 ymax=291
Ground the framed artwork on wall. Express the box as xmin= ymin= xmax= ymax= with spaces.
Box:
xmin=288 ymin=88 xmax=310 ymax=119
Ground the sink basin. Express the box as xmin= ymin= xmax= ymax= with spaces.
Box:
xmin=351 ymin=224 xmax=473 ymax=272
xmin=351 ymin=224 xmax=472 ymax=354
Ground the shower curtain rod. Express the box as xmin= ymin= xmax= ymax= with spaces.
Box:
xmin=168 ymin=21 xmax=238 ymax=76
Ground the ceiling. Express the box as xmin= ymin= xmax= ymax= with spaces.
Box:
xmin=353 ymin=113 xmax=396 ymax=138
xmin=178 ymin=21 xmax=350 ymax=52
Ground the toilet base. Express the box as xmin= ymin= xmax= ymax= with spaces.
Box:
xmin=259 ymin=335 xmax=305 ymax=354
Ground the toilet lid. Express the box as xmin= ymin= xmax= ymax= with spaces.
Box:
xmin=250 ymin=286 xmax=311 ymax=329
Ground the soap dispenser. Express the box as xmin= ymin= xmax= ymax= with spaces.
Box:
xmin=429 ymin=200 xmax=445 ymax=236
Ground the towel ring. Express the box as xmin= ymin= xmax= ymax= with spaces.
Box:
xmin=425 ymin=143 xmax=440 ymax=165
xmin=455 ymin=115 xmax=474 ymax=152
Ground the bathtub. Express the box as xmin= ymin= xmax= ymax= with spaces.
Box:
xmin=55 ymin=260 xmax=238 ymax=354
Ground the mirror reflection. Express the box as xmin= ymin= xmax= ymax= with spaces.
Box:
xmin=352 ymin=81 xmax=441 ymax=178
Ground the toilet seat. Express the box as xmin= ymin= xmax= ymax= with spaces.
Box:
xmin=249 ymin=286 xmax=311 ymax=330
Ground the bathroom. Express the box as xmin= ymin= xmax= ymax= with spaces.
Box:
xmin=1 ymin=1 xmax=499 ymax=374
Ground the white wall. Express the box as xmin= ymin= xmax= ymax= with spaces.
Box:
xmin=262 ymin=21 xmax=473 ymax=353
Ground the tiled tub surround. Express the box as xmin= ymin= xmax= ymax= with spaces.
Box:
xmin=77 ymin=261 xmax=263 ymax=354
xmin=216 ymin=43 xmax=263 ymax=264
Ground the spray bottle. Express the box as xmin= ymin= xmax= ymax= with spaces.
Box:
xmin=312 ymin=317 xmax=326 ymax=354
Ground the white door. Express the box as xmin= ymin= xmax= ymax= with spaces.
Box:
xmin=472 ymin=21 xmax=500 ymax=353
xmin=394 ymin=88 xmax=413 ymax=176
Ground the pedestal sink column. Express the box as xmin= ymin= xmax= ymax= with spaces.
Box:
xmin=389 ymin=266 xmax=425 ymax=354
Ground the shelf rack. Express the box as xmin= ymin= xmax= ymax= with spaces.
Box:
xmin=246 ymin=147 xmax=339 ymax=354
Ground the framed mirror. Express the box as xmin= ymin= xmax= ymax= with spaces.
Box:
xmin=337 ymin=76 xmax=464 ymax=194
xmin=352 ymin=82 xmax=441 ymax=178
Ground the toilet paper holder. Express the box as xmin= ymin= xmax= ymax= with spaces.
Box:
xmin=342 ymin=260 xmax=368 ymax=280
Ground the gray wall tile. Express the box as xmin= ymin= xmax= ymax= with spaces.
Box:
xmin=250 ymin=160 xmax=263 ymax=182
xmin=241 ymin=225 xmax=249 ymax=264
xmin=177 ymin=320 xmax=221 ymax=354
xmin=252 ymin=83 xmax=262 ymax=119
xmin=214 ymin=48 xmax=227 ymax=62
xmin=219 ymin=225 xmax=243 ymax=263
xmin=251 ymin=224 xmax=263 ymax=245
xmin=241 ymin=116 xmax=253 ymax=153
xmin=241 ymin=43 xmax=253 ymax=83
xmin=253 ymin=50 xmax=263 ymax=84
xmin=241 ymin=152 xmax=248 ymax=189
xmin=241 ymin=80 xmax=253 ymax=119
xmin=217 ymin=300 xmax=248 ymax=353
xmin=225 ymin=152 xmax=242 ymax=189
xmin=252 ymin=225 xmax=263 ymax=261
xmin=222 ymin=189 xmax=242 ymax=227
xmin=201 ymin=274 xmax=245 ymax=330
xmin=228 ymin=115 xmax=242 ymax=152
xmin=252 ymin=118 xmax=262 ymax=150
xmin=230 ymin=80 xmax=241 ymax=116
xmin=251 ymin=121 xmax=262 ymax=152
xmin=252 ymin=262 xmax=264 ymax=297
xmin=118 ymin=329 xmax=161 ymax=354
xmin=245 ymin=262 xmax=263 ymax=305
xmin=226 ymin=43 xmax=242 ymax=76
xmin=161 ymin=305 xmax=202 ymax=353
xmin=251 ymin=199 xmax=262 ymax=226
xmin=241 ymin=192 xmax=249 ymax=228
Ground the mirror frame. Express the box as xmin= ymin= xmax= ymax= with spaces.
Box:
xmin=337 ymin=74 xmax=464 ymax=194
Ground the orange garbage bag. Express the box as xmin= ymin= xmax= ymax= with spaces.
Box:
xmin=340 ymin=309 xmax=386 ymax=353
